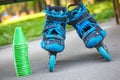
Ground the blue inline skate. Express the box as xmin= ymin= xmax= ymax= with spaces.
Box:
xmin=67 ymin=1 xmax=111 ymax=61
xmin=41 ymin=5 xmax=67 ymax=72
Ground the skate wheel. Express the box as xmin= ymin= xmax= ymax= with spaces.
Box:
xmin=49 ymin=54 xmax=56 ymax=72
xmin=98 ymin=47 xmax=111 ymax=61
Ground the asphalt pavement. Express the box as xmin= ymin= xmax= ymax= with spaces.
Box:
xmin=0 ymin=19 xmax=120 ymax=80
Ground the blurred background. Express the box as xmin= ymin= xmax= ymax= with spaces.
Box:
xmin=0 ymin=0 xmax=115 ymax=47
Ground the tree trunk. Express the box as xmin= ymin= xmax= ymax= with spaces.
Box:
xmin=38 ymin=0 xmax=42 ymax=12
xmin=0 ymin=13 xmax=2 ymax=23
xmin=33 ymin=1 xmax=37 ymax=12
xmin=43 ymin=0 xmax=47 ymax=8
xmin=112 ymin=0 xmax=120 ymax=24
xmin=54 ymin=0 xmax=60 ymax=6
xmin=6 ymin=5 xmax=13 ymax=16
xmin=21 ymin=2 xmax=29 ymax=14
xmin=14 ymin=3 xmax=19 ymax=15
xmin=45 ymin=0 xmax=54 ymax=6
xmin=73 ymin=0 xmax=80 ymax=4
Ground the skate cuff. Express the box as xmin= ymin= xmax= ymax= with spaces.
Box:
xmin=47 ymin=16 xmax=67 ymax=23
xmin=68 ymin=12 xmax=95 ymax=26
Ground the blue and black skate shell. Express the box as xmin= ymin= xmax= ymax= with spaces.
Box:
xmin=41 ymin=5 xmax=68 ymax=52
xmin=67 ymin=1 xmax=107 ymax=48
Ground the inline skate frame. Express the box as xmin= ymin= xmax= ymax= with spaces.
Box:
xmin=41 ymin=5 xmax=67 ymax=72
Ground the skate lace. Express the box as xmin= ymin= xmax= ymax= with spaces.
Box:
xmin=50 ymin=10 xmax=64 ymax=17
xmin=48 ymin=10 xmax=66 ymax=36
xmin=44 ymin=22 xmax=65 ymax=39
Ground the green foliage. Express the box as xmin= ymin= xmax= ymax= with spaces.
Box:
xmin=0 ymin=5 xmax=6 ymax=13
xmin=0 ymin=12 xmax=45 ymax=26
xmin=0 ymin=16 xmax=45 ymax=46
xmin=87 ymin=1 xmax=113 ymax=14
xmin=87 ymin=1 xmax=114 ymax=22
xmin=95 ymin=9 xmax=114 ymax=22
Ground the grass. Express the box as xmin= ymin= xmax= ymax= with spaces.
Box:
xmin=94 ymin=9 xmax=114 ymax=22
xmin=0 ymin=16 xmax=45 ymax=46
xmin=87 ymin=1 xmax=114 ymax=22
xmin=0 ymin=12 xmax=45 ymax=26
xmin=0 ymin=1 xmax=114 ymax=47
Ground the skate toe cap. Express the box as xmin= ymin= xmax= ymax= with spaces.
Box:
xmin=86 ymin=36 xmax=103 ymax=48
xmin=46 ymin=43 xmax=64 ymax=52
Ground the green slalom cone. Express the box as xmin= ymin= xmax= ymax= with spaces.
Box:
xmin=13 ymin=27 xmax=32 ymax=77
xmin=13 ymin=27 xmax=27 ymax=45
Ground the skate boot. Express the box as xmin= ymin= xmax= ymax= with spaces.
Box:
xmin=41 ymin=5 xmax=68 ymax=72
xmin=67 ymin=1 xmax=111 ymax=61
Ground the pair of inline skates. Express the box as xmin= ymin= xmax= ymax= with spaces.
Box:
xmin=41 ymin=1 xmax=111 ymax=72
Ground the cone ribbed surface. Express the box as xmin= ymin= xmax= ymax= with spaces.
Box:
xmin=13 ymin=27 xmax=32 ymax=77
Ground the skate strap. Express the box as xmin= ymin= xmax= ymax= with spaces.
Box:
xmin=47 ymin=16 xmax=67 ymax=22
xmin=77 ymin=14 xmax=96 ymax=25
xmin=82 ymin=26 xmax=104 ymax=42
xmin=44 ymin=39 xmax=64 ymax=46
xmin=82 ymin=27 xmax=95 ymax=39
xmin=43 ymin=33 xmax=65 ymax=46
xmin=96 ymin=26 xmax=105 ymax=38
xmin=68 ymin=12 xmax=95 ymax=26
xmin=45 ymin=35 xmax=64 ymax=40
xmin=43 ymin=25 xmax=57 ymax=33
xmin=43 ymin=24 xmax=65 ymax=36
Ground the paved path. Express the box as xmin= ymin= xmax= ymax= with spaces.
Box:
xmin=0 ymin=19 xmax=120 ymax=80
